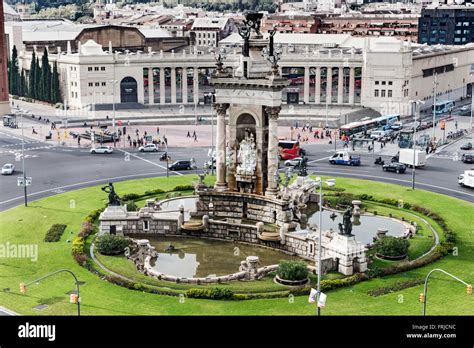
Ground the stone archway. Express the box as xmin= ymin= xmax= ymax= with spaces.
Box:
xmin=236 ymin=113 xmax=257 ymax=143
xmin=120 ymin=76 xmax=138 ymax=103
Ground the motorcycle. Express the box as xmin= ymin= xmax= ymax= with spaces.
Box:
xmin=160 ymin=152 xmax=170 ymax=161
xmin=374 ymin=156 xmax=384 ymax=165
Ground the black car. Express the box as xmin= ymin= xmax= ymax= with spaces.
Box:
xmin=168 ymin=160 xmax=196 ymax=171
xmin=462 ymin=154 xmax=474 ymax=164
xmin=382 ymin=162 xmax=406 ymax=174
xmin=460 ymin=143 xmax=473 ymax=151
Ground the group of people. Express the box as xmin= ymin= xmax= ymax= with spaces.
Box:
xmin=186 ymin=130 xmax=198 ymax=143
xmin=291 ymin=124 xmax=338 ymax=145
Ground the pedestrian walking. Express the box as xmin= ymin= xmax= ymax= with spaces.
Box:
xmin=192 ymin=130 xmax=196 ymax=138
xmin=187 ymin=131 xmax=191 ymax=138
xmin=164 ymin=136 xmax=168 ymax=146
xmin=194 ymin=135 xmax=198 ymax=143
xmin=157 ymin=127 xmax=159 ymax=135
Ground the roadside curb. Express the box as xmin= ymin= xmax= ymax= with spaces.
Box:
xmin=0 ymin=306 xmax=20 ymax=316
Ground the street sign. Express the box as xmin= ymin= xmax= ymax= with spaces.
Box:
xmin=17 ymin=177 xmax=32 ymax=187
xmin=308 ymin=288 xmax=317 ymax=304
xmin=440 ymin=120 xmax=446 ymax=130
xmin=318 ymin=292 xmax=327 ymax=308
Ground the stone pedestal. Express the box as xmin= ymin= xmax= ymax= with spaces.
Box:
xmin=99 ymin=205 xmax=128 ymax=235
xmin=327 ymin=233 xmax=367 ymax=276
xmin=214 ymin=103 xmax=229 ymax=191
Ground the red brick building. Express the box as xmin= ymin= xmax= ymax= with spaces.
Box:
xmin=261 ymin=15 xmax=321 ymax=34
xmin=0 ymin=1 xmax=10 ymax=114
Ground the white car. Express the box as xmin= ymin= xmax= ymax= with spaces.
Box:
xmin=1 ymin=163 xmax=15 ymax=175
xmin=461 ymin=105 xmax=470 ymax=112
xmin=284 ymin=157 xmax=303 ymax=167
xmin=138 ymin=144 xmax=158 ymax=152
xmin=90 ymin=146 xmax=113 ymax=154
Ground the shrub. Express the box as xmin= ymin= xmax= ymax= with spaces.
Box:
xmin=85 ymin=208 xmax=105 ymax=223
xmin=144 ymin=188 xmax=165 ymax=196
xmin=44 ymin=224 xmax=67 ymax=242
xmin=185 ymin=287 xmax=234 ymax=300
xmin=173 ymin=184 xmax=195 ymax=191
xmin=320 ymin=274 xmax=365 ymax=292
xmin=72 ymin=237 xmax=86 ymax=256
xmin=367 ymin=278 xmax=424 ymax=297
xmin=78 ymin=221 xmax=94 ymax=238
xmin=333 ymin=193 xmax=355 ymax=207
xmin=277 ymin=260 xmax=308 ymax=281
xmin=121 ymin=193 xmax=141 ymax=201
xmin=125 ymin=201 xmax=138 ymax=212
xmin=73 ymin=253 xmax=88 ymax=266
xmin=95 ymin=235 xmax=129 ymax=255
xmin=374 ymin=236 xmax=409 ymax=257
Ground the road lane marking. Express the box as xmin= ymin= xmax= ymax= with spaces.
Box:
xmin=115 ymin=148 xmax=183 ymax=176
xmin=308 ymin=170 xmax=474 ymax=199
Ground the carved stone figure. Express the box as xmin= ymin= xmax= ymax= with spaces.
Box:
xmin=236 ymin=132 xmax=257 ymax=176
xmin=101 ymin=182 xmax=121 ymax=206
xmin=338 ymin=207 xmax=353 ymax=236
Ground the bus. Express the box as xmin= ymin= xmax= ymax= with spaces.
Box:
xmin=339 ymin=114 xmax=400 ymax=137
xmin=278 ymin=140 xmax=301 ymax=160
xmin=432 ymin=100 xmax=455 ymax=115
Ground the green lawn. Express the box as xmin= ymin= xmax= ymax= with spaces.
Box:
xmin=0 ymin=175 xmax=472 ymax=315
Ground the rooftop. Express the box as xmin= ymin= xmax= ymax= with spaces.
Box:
xmin=191 ymin=17 xmax=229 ymax=30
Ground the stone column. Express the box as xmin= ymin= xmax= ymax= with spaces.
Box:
xmin=304 ymin=67 xmax=310 ymax=104
xmin=171 ymin=67 xmax=177 ymax=104
xmin=159 ymin=68 xmax=165 ymax=104
xmin=349 ymin=67 xmax=355 ymax=105
xmin=315 ymin=67 xmax=321 ymax=104
xmin=182 ymin=68 xmax=188 ymax=104
xmin=214 ymin=103 xmax=229 ymax=191
xmin=149 ymin=67 xmax=154 ymax=105
xmin=338 ymin=67 xmax=344 ymax=104
xmin=193 ymin=67 xmax=199 ymax=104
xmin=265 ymin=106 xmax=281 ymax=197
xmin=326 ymin=67 xmax=332 ymax=105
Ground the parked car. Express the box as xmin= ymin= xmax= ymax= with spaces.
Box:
xmin=382 ymin=162 xmax=406 ymax=174
xmin=1 ymin=163 xmax=15 ymax=175
xmin=284 ymin=157 xmax=303 ymax=167
xmin=169 ymin=160 xmax=196 ymax=171
xmin=138 ymin=144 xmax=158 ymax=152
xmin=462 ymin=154 xmax=474 ymax=164
xmin=90 ymin=146 xmax=113 ymax=154
xmin=460 ymin=143 xmax=473 ymax=151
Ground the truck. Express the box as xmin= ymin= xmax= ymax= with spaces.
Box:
xmin=398 ymin=148 xmax=426 ymax=168
xmin=329 ymin=151 xmax=361 ymax=166
xmin=458 ymin=170 xmax=474 ymax=188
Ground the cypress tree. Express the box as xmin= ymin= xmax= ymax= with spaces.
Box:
xmin=28 ymin=50 xmax=36 ymax=99
xmin=9 ymin=46 xmax=20 ymax=95
xmin=51 ymin=62 xmax=61 ymax=103
xmin=41 ymin=47 xmax=52 ymax=102
xmin=35 ymin=56 xmax=41 ymax=100
xmin=20 ymin=69 xmax=28 ymax=97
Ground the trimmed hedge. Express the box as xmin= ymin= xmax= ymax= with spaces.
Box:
xmin=173 ymin=184 xmax=195 ymax=191
xmin=95 ymin=235 xmax=130 ymax=255
xmin=125 ymin=201 xmax=138 ymax=212
xmin=374 ymin=236 xmax=409 ymax=257
xmin=367 ymin=278 xmax=424 ymax=297
xmin=186 ymin=287 xmax=234 ymax=300
xmin=277 ymin=260 xmax=308 ymax=281
xmin=44 ymin=224 xmax=67 ymax=242
xmin=72 ymin=237 xmax=86 ymax=256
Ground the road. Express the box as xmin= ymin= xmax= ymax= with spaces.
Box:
xmin=1 ymin=126 xmax=473 ymax=211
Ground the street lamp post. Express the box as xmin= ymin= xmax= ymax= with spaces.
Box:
xmin=108 ymin=80 xmax=118 ymax=147
xmin=13 ymin=106 xmax=28 ymax=207
xmin=432 ymin=73 xmax=438 ymax=142
xmin=410 ymin=100 xmax=425 ymax=190
xmin=421 ymin=268 xmax=471 ymax=316
xmin=470 ymin=92 xmax=473 ymax=131
xmin=315 ymin=177 xmax=335 ymax=316
xmin=208 ymin=92 xmax=215 ymax=175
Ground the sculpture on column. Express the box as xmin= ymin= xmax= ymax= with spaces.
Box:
xmin=101 ymin=182 xmax=121 ymax=206
xmin=209 ymin=44 xmax=228 ymax=77
xmin=338 ymin=207 xmax=354 ymax=236
xmin=236 ymin=131 xmax=257 ymax=176
xmin=262 ymin=30 xmax=282 ymax=77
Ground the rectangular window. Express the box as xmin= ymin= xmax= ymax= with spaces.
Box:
xmin=101 ymin=67 xmax=105 ymax=71
xmin=388 ymin=90 xmax=392 ymax=98
xmin=143 ymin=221 xmax=149 ymax=231
xmin=388 ymin=81 xmax=393 ymax=86
xmin=381 ymin=90 xmax=386 ymax=97
xmin=95 ymin=82 xmax=99 ymax=86
xmin=88 ymin=67 xmax=92 ymax=71
xmin=375 ymin=81 xmax=379 ymax=85
xmin=94 ymin=67 xmax=99 ymax=71
xmin=374 ymin=90 xmax=379 ymax=97
xmin=382 ymin=81 xmax=386 ymax=85
xmin=101 ymin=82 xmax=106 ymax=86
xmin=88 ymin=82 xmax=93 ymax=87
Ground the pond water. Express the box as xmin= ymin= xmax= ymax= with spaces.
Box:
xmin=146 ymin=236 xmax=300 ymax=278
xmin=301 ymin=204 xmax=406 ymax=245
xmin=158 ymin=197 xmax=197 ymax=219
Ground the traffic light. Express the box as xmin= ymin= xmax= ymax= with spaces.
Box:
xmin=467 ymin=284 xmax=472 ymax=295
xmin=70 ymin=293 xmax=78 ymax=304
xmin=20 ymin=283 xmax=26 ymax=294
xmin=419 ymin=293 xmax=425 ymax=303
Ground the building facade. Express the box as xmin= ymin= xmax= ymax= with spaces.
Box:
xmin=16 ymin=34 xmax=474 ymax=117
xmin=0 ymin=1 xmax=11 ymax=115
xmin=419 ymin=6 xmax=474 ymax=45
